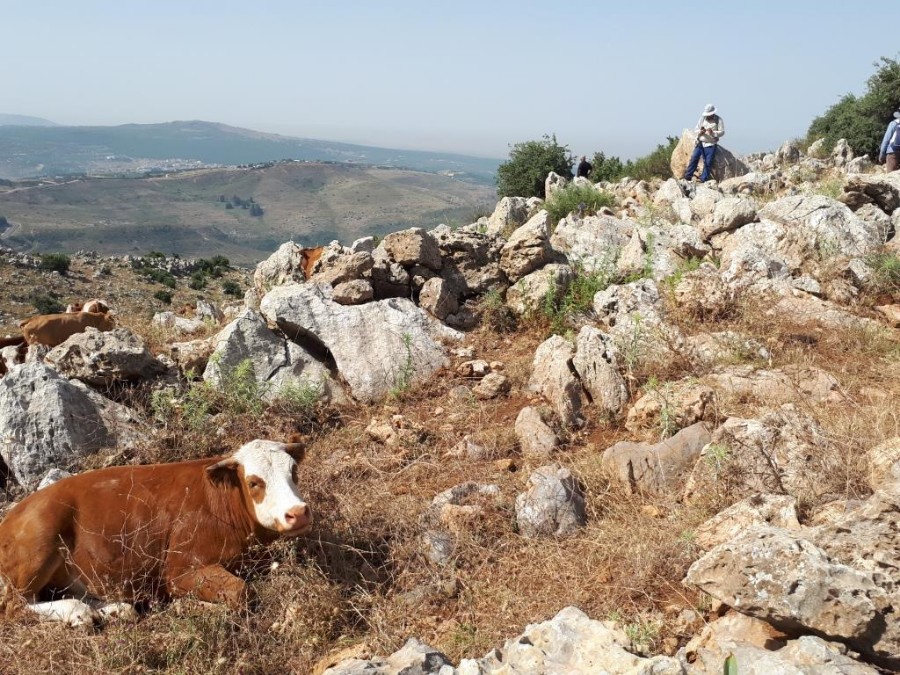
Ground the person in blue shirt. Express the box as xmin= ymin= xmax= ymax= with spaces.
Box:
xmin=878 ymin=110 xmax=900 ymax=172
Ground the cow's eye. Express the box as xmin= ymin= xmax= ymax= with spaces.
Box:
xmin=248 ymin=479 xmax=259 ymax=489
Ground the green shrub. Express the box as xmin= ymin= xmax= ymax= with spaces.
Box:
xmin=141 ymin=268 xmax=177 ymax=288
xmin=274 ymin=379 xmax=323 ymax=422
xmin=538 ymin=263 xmax=616 ymax=335
xmin=480 ymin=288 xmax=518 ymax=333
xmin=39 ymin=253 xmax=71 ymax=274
xmin=497 ymin=134 xmax=573 ymax=199
xmin=808 ymin=56 xmax=900 ymax=158
xmin=154 ymin=290 xmax=173 ymax=304
xmin=29 ymin=292 xmax=65 ymax=314
xmin=867 ymin=251 xmax=900 ymax=295
xmin=589 ymin=152 xmax=627 ymax=183
xmin=217 ymin=358 xmax=267 ymax=416
xmin=222 ymin=280 xmax=242 ymax=297
xmin=621 ymin=137 xmax=679 ymax=182
xmin=544 ymin=184 xmax=615 ymax=224
xmin=188 ymin=272 xmax=207 ymax=290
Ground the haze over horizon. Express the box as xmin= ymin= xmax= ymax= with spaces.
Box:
xmin=5 ymin=1 xmax=896 ymax=161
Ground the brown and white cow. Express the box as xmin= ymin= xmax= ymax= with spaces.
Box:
xmin=65 ymin=298 xmax=110 ymax=314
xmin=19 ymin=311 xmax=115 ymax=348
xmin=0 ymin=438 xmax=312 ymax=626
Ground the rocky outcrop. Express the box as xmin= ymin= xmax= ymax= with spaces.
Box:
xmin=515 ymin=465 xmax=586 ymax=538
xmin=0 ymin=362 xmax=143 ymax=488
xmin=602 ymin=422 xmax=711 ymax=495
xmin=45 ymin=327 xmax=167 ymax=386
xmin=527 ymin=335 xmax=584 ymax=428
xmin=203 ymin=308 xmax=341 ymax=403
xmin=499 ymin=210 xmax=553 ymax=283
xmin=260 ymin=283 xmax=460 ymax=403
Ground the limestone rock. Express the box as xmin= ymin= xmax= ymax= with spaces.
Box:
xmin=485 ymin=196 xmax=531 ymax=236
xmin=527 ymin=335 xmax=583 ymax=428
xmin=698 ymin=196 xmax=757 ymax=239
xmin=433 ymin=228 xmax=506 ymax=297
xmin=515 ymin=406 xmax=558 ymax=459
xmin=544 ymin=171 xmax=568 ymax=200
xmin=382 ymin=228 xmax=442 ymax=271
xmin=693 ymin=494 xmax=801 ymax=551
xmin=203 ymin=308 xmax=340 ymax=403
xmin=625 ymin=380 xmax=715 ymax=435
xmin=419 ymin=277 xmax=459 ymax=321
xmin=571 ymin=326 xmax=627 ymax=420
xmin=252 ymin=241 xmax=306 ymax=295
xmin=260 ymin=283 xmax=461 ymax=403
xmin=515 ymin=465 xmax=586 ymax=537
xmin=472 ymin=372 xmax=510 ymax=400
xmin=0 ymin=362 xmax=143 ymax=488
xmin=499 ymin=210 xmax=553 ymax=283
xmin=45 ymin=328 xmax=167 ymax=386
xmin=332 ymin=279 xmax=375 ymax=305
xmin=684 ymin=404 xmax=830 ymax=503
xmin=867 ymin=437 xmax=900 ymax=490
xmin=602 ymin=422 xmax=711 ymax=495
xmin=505 ymin=263 xmax=573 ymax=315
xmin=705 ymin=364 xmax=843 ymax=406
xmin=550 ymin=214 xmax=630 ymax=274
xmin=673 ymin=263 xmax=731 ymax=319
xmin=685 ymin=525 xmax=895 ymax=666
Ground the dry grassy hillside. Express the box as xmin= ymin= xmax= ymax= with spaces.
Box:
xmin=0 ymin=231 xmax=897 ymax=673
xmin=0 ymin=163 xmax=495 ymax=264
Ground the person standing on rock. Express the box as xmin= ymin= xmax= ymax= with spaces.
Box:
xmin=576 ymin=155 xmax=593 ymax=179
xmin=878 ymin=110 xmax=900 ymax=172
xmin=683 ymin=104 xmax=725 ymax=182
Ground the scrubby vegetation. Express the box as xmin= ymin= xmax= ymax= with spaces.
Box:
xmin=807 ymin=56 xmax=900 ymax=156
xmin=544 ymin=184 xmax=615 ymax=223
xmin=496 ymin=134 xmax=573 ymax=198
xmin=39 ymin=252 xmax=71 ymax=274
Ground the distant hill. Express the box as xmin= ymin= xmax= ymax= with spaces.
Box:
xmin=0 ymin=120 xmax=501 ymax=185
xmin=0 ymin=161 xmax=496 ymax=264
xmin=0 ymin=114 xmax=59 ymax=127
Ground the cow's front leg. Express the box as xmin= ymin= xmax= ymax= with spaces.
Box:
xmin=167 ymin=564 xmax=251 ymax=609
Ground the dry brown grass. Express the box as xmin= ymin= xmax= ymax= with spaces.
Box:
xmin=0 ymin=257 xmax=898 ymax=673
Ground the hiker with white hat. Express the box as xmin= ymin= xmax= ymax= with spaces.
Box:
xmin=683 ymin=104 xmax=725 ymax=182
xmin=878 ymin=109 xmax=900 ymax=172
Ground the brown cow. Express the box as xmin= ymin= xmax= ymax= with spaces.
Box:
xmin=19 ymin=311 xmax=115 ymax=348
xmin=300 ymin=246 xmax=325 ymax=280
xmin=0 ymin=438 xmax=312 ymax=626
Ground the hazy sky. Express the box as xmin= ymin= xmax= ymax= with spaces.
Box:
xmin=4 ymin=1 xmax=896 ymax=160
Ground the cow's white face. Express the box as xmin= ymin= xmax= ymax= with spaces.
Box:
xmin=217 ymin=440 xmax=312 ymax=536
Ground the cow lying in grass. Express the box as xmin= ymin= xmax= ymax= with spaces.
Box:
xmin=19 ymin=311 xmax=115 ymax=348
xmin=65 ymin=298 xmax=110 ymax=314
xmin=0 ymin=437 xmax=312 ymax=627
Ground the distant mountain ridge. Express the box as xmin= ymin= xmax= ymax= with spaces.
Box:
xmin=0 ymin=118 xmax=501 ymax=184
xmin=0 ymin=114 xmax=58 ymax=127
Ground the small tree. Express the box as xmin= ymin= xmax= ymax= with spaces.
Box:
xmin=496 ymin=134 xmax=573 ymax=199
xmin=589 ymin=152 xmax=627 ymax=183
xmin=808 ymin=56 xmax=900 ymax=157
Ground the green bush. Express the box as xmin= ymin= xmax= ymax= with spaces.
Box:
xmin=141 ymin=268 xmax=177 ymax=288
xmin=29 ymin=292 xmax=65 ymax=314
xmin=222 ymin=280 xmax=242 ymax=297
xmin=497 ymin=134 xmax=573 ymax=199
xmin=538 ymin=263 xmax=616 ymax=335
xmin=274 ymin=379 xmax=323 ymax=423
xmin=808 ymin=57 xmax=900 ymax=157
xmin=480 ymin=288 xmax=518 ymax=333
xmin=589 ymin=152 xmax=627 ymax=183
xmin=154 ymin=290 xmax=173 ymax=304
xmin=622 ymin=137 xmax=679 ymax=182
xmin=188 ymin=272 xmax=207 ymax=290
xmin=39 ymin=253 xmax=71 ymax=274
xmin=544 ymin=184 xmax=615 ymax=224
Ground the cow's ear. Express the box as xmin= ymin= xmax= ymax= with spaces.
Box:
xmin=206 ymin=456 xmax=240 ymax=480
xmin=283 ymin=442 xmax=306 ymax=464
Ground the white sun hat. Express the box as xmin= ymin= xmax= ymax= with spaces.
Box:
xmin=702 ymin=104 xmax=717 ymax=117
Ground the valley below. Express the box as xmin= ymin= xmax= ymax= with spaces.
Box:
xmin=0 ymin=161 xmax=496 ymax=264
